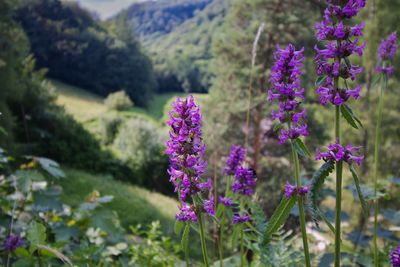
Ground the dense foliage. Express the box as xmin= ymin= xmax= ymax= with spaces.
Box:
xmin=15 ymin=0 xmax=156 ymax=107
xmin=121 ymin=0 xmax=228 ymax=93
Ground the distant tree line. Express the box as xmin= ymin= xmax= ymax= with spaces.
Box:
xmin=15 ymin=0 xmax=156 ymax=107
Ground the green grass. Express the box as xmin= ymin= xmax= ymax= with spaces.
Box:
xmin=147 ymin=92 xmax=186 ymax=120
xmin=50 ymin=79 xmax=108 ymax=122
xmin=59 ymin=168 xmax=179 ymax=233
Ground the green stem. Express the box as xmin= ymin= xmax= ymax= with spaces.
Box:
xmin=197 ymin=212 xmax=210 ymax=267
xmin=219 ymin=217 xmax=224 ymax=267
xmin=290 ymin=141 xmax=311 ymax=267
xmin=373 ymin=74 xmax=385 ymax=267
xmin=334 ymin=103 xmax=343 ymax=267
xmin=240 ymin=226 xmax=245 ymax=267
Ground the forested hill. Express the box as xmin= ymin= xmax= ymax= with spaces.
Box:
xmin=122 ymin=0 xmax=213 ymax=42
xmin=15 ymin=0 xmax=156 ymax=107
xmin=117 ymin=0 xmax=229 ymax=93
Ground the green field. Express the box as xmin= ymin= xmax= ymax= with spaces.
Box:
xmin=59 ymin=168 xmax=179 ymax=233
xmin=50 ymin=79 xmax=208 ymax=123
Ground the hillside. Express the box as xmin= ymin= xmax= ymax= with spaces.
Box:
xmin=118 ymin=0 xmax=229 ymax=93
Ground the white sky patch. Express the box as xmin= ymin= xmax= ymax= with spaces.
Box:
xmin=67 ymin=0 xmax=149 ymax=19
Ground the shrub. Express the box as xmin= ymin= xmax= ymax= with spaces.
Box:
xmin=98 ymin=112 xmax=123 ymax=145
xmin=112 ymin=118 xmax=172 ymax=193
xmin=104 ymin=91 xmax=134 ymax=111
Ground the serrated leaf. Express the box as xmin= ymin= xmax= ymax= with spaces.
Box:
xmin=27 ymin=221 xmax=46 ymax=254
xmin=340 ymin=105 xmax=359 ymax=129
xmin=262 ymin=196 xmax=296 ymax=244
xmin=293 ymin=138 xmax=311 ymax=157
xmin=349 ymin=165 xmax=369 ymax=217
xmin=181 ymin=224 xmax=190 ymax=262
xmin=174 ymin=220 xmax=184 ymax=236
xmin=345 ymin=104 xmax=363 ymax=128
xmin=311 ymin=161 xmax=335 ymax=210
xmin=310 ymin=161 xmax=335 ymax=229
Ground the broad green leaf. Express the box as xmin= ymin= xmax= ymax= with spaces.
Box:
xmin=35 ymin=157 xmax=65 ymax=178
xmin=349 ymin=165 xmax=369 ymax=217
xmin=174 ymin=220 xmax=184 ymax=236
xmin=27 ymin=221 xmax=46 ymax=254
xmin=181 ymin=224 xmax=190 ymax=261
xmin=262 ymin=196 xmax=296 ymax=244
xmin=293 ymin=138 xmax=311 ymax=157
xmin=344 ymin=104 xmax=363 ymax=128
xmin=340 ymin=105 xmax=358 ymax=129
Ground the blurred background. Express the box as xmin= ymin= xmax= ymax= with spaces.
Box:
xmin=0 ymin=0 xmax=399 ymax=265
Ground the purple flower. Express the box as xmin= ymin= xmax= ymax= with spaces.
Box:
xmin=219 ymin=196 xmax=234 ymax=207
xmin=285 ymin=182 xmax=297 ymax=199
xmin=376 ymin=32 xmax=398 ymax=77
xmin=268 ymin=44 xmax=308 ymax=144
xmin=224 ymin=145 xmax=246 ymax=175
xmin=232 ymin=213 xmax=250 ymax=224
xmin=285 ymin=182 xmax=309 ymax=199
xmin=316 ymin=140 xmax=364 ymax=166
xmin=378 ymin=32 xmax=398 ymax=61
xmin=232 ymin=166 xmax=256 ymax=196
xmin=298 ymin=186 xmax=310 ymax=196
xmin=391 ymin=244 xmax=400 ymax=267
xmin=203 ymin=197 xmax=215 ymax=216
xmin=3 ymin=234 xmax=23 ymax=253
xmin=166 ymin=96 xmax=212 ymax=221
xmin=176 ymin=203 xmax=197 ymax=222
xmin=315 ymin=0 xmax=366 ymax=106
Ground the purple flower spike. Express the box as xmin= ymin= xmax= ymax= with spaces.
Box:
xmin=378 ymin=32 xmax=398 ymax=61
xmin=232 ymin=213 xmax=250 ymax=224
xmin=391 ymin=244 xmax=400 ymax=267
xmin=316 ymin=140 xmax=364 ymax=166
xmin=376 ymin=32 xmax=398 ymax=77
xmin=166 ymin=96 xmax=213 ymax=221
xmin=224 ymin=145 xmax=246 ymax=175
xmin=269 ymin=43 xmax=308 ymax=144
xmin=219 ymin=196 xmax=234 ymax=207
xmin=232 ymin=166 xmax=256 ymax=196
xmin=3 ymin=234 xmax=23 ymax=253
xmin=315 ymin=0 xmax=366 ymax=106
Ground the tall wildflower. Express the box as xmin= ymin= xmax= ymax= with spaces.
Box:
xmin=166 ymin=95 xmax=212 ymax=266
xmin=314 ymin=1 xmax=366 ymax=266
xmin=166 ymin=95 xmax=214 ymax=221
xmin=224 ymin=145 xmax=246 ymax=175
xmin=268 ymin=43 xmax=311 ymax=267
xmin=373 ymin=32 xmax=398 ymax=267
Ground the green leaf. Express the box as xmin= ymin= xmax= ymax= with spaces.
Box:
xmin=293 ymin=138 xmax=311 ymax=157
xmin=311 ymin=161 xmax=335 ymax=210
xmin=27 ymin=221 xmax=46 ymax=254
xmin=310 ymin=161 xmax=335 ymax=229
xmin=273 ymin=124 xmax=282 ymax=133
xmin=174 ymin=220 xmax=184 ymax=236
xmin=315 ymin=209 xmax=335 ymax=235
xmin=37 ymin=245 xmax=73 ymax=266
xmin=349 ymin=165 xmax=369 ymax=217
xmin=181 ymin=224 xmax=190 ymax=261
xmin=34 ymin=157 xmax=65 ymax=178
xmin=262 ymin=196 xmax=296 ymax=244
xmin=340 ymin=105 xmax=359 ymax=129
xmin=315 ymin=75 xmax=327 ymax=86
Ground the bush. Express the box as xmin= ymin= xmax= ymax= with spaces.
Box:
xmin=112 ymin=118 xmax=172 ymax=193
xmin=98 ymin=112 xmax=123 ymax=145
xmin=104 ymin=91 xmax=134 ymax=111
